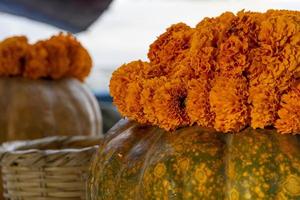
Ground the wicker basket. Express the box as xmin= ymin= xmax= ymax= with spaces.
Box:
xmin=0 ymin=136 xmax=102 ymax=200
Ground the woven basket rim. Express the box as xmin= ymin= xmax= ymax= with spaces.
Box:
xmin=0 ymin=136 xmax=103 ymax=168
xmin=0 ymin=135 xmax=102 ymax=157
xmin=1 ymin=145 xmax=98 ymax=155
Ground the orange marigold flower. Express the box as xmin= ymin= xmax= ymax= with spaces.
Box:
xmin=247 ymin=45 xmax=273 ymax=82
xmin=24 ymin=42 xmax=49 ymax=79
xmin=210 ymin=75 xmax=249 ymax=132
xmin=217 ymin=35 xmax=248 ymax=76
xmin=249 ymin=81 xmax=280 ymax=129
xmin=0 ymin=33 xmax=92 ymax=80
xmin=195 ymin=12 xmax=235 ymax=46
xmin=0 ymin=36 xmax=29 ymax=76
xmin=190 ymin=12 xmax=235 ymax=77
xmin=38 ymin=35 xmax=71 ymax=79
xmin=259 ymin=12 xmax=299 ymax=47
xmin=110 ymin=60 xmax=150 ymax=116
xmin=110 ymin=10 xmax=300 ymax=134
xmin=65 ymin=35 xmax=93 ymax=81
xmin=124 ymin=81 xmax=148 ymax=124
xmin=152 ymin=79 xmax=189 ymax=131
xmin=186 ymin=76 xmax=213 ymax=127
xmin=230 ymin=11 xmax=264 ymax=45
xmin=168 ymin=59 xmax=195 ymax=81
xmin=148 ymin=23 xmax=194 ymax=68
xmin=276 ymin=82 xmax=300 ymax=134
xmin=141 ymin=77 xmax=167 ymax=125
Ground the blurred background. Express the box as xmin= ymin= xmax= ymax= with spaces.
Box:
xmin=0 ymin=0 xmax=299 ymax=131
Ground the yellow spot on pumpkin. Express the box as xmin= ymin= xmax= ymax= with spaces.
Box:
xmin=163 ymin=179 xmax=171 ymax=189
xmin=277 ymin=191 xmax=288 ymax=200
xmin=292 ymin=162 xmax=300 ymax=170
xmin=263 ymin=183 xmax=269 ymax=189
xmin=230 ymin=188 xmax=239 ymax=200
xmin=194 ymin=163 xmax=213 ymax=194
xmin=243 ymin=172 xmax=249 ymax=177
xmin=254 ymin=186 xmax=265 ymax=198
xmin=283 ymin=175 xmax=300 ymax=196
xmin=195 ymin=163 xmax=211 ymax=183
xmin=207 ymin=147 xmax=218 ymax=156
xmin=243 ymin=191 xmax=251 ymax=199
xmin=183 ymin=191 xmax=192 ymax=199
xmin=178 ymin=157 xmax=190 ymax=171
xmin=174 ymin=144 xmax=183 ymax=152
xmin=279 ymin=164 xmax=285 ymax=173
xmin=154 ymin=163 xmax=167 ymax=178
xmin=228 ymin=162 xmax=235 ymax=179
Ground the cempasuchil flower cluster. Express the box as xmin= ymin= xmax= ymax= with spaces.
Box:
xmin=0 ymin=33 xmax=92 ymax=81
xmin=110 ymin=10 xmax=300 ymax=134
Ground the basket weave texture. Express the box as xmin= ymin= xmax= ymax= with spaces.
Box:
xmin=0 ymin=136 xmax=102 ymax=200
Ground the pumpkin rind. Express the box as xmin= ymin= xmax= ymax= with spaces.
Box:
xmin=89 ymin=120 xmax=300 ymax=200
xmin=0 ymin=77 xmax=102 ymax=141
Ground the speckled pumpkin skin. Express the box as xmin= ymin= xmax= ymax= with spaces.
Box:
xmin=89 ymin=119 xmax=300 ymax=200
xmin=0 ymin=77 xmax=103 ymax=140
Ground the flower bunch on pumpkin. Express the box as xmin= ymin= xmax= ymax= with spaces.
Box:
xmin=0 ymin=33 xmax=92 ymax=81
xmin=110 ymin=10 xmax=300 ymax=134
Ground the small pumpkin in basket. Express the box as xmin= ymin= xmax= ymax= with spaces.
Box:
xmin=89 ymin=10 xmax=300 ymax=199
xmin=0 ymin=34 xmax=102 ymax=140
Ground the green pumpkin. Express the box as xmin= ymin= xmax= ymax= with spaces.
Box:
xmin=0 ymin=77 xmax=103 ymax=141
xmin=89 ymin=119 xmax=300 ymax=200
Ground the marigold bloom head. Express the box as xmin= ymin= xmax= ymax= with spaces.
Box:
xmin=148 ymin=23 xmax=194 ymax=69
xmin=0 ymin=36 xmax=29 ymax=76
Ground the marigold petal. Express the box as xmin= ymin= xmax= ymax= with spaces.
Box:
xmin=210 ymin=75 xmax=249 ymax=132
xmin=276 ymin=82 xmax=300 ymax=134
xmin=186 ymin=76 xmax=213 ymax=127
